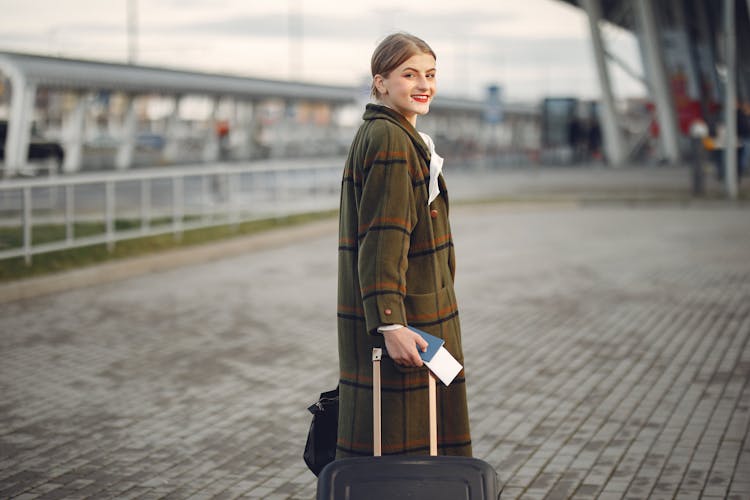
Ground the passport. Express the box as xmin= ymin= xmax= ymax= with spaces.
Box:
xmin=408 ymin=326 xmax=463 ymax=386
xmin=407 ymin=326 xmax=444 ymax=362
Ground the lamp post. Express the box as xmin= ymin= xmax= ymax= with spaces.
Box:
xmin=127 ymin=0 xmax=138 ymax=64
xmin=288 ymin=0 xmax=303 ymax=80
xmin=724 ymin=0 xmax=738 ymax=199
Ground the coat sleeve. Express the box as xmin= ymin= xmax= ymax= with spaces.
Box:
xmin=357 ymin=125 xmax=418 ymax=334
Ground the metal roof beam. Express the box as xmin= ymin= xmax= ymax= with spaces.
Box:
xmin=0 ymin=52 xmax=355 ymax=104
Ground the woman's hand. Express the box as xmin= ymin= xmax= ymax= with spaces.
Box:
xmin=382 ymin=327 xmax=429 ymax=367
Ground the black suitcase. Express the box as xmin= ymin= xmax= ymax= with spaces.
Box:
xmin=316 ymin=348 xmax=501 ymax=500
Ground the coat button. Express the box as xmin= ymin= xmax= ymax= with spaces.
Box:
xmin=430 ymin=209 xmax=438 ymax=219
xmin=384 ymin=308 xmax=392 ymax=315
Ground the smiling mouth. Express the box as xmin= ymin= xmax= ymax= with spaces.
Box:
xmin=412 ymin=95 xmax=430 ymax=104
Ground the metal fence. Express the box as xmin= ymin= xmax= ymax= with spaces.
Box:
xmin=0 ymin=159 xmax=343 ymax=264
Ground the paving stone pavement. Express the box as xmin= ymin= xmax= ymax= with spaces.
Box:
xmin=1 ymin=202 xmax=749 ymax=499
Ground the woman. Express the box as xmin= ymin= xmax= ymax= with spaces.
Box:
xmin=336 ymin=33 xmax=472 ymax=458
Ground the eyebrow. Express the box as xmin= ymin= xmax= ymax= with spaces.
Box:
xmin=401 ymin=67 xmax=437 ymax=73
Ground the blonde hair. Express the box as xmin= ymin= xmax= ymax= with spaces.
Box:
xmin=370 ymin=33 xmax=436 ymax=99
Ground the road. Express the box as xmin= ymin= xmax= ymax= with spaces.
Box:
xmin=1 ymin=202 xmax=749 ymax=499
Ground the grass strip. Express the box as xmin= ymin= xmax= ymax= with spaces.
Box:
xmin=0 ymin=210 xmax=336 ymax=283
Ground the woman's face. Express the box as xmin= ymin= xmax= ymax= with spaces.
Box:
xmin=375 ymin=53 xmax=436 ymax=126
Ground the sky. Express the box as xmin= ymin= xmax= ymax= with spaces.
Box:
xmin=0 ymin=0 xmax=645 ymax=103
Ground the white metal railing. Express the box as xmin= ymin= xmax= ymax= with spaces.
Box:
xmin=0 ymin=159 xmax=343 ymax=264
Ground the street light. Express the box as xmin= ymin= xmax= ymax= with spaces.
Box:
xmin=288 ymin=0 xmax=303 ymax=80
xmin=127 ymin=0 xmax=138 ymax=64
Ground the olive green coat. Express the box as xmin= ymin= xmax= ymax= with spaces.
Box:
xmin=336 ymin=104 xmax=472 ymax=458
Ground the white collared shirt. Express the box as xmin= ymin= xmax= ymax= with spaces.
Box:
xmin=418 ymin=132 xmax=443 ymax=204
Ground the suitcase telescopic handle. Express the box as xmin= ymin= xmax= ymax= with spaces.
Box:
xmin=372 ymin=348 xmax=382 ymax=457
xmin=372 ymin=348 xmax=438 ymax=457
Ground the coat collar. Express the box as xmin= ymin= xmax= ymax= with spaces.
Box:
xmin=363 ymin=104 xmax=431 ymax=164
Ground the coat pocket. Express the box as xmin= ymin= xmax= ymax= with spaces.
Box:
xmin=404 ymin=285 xmax=455 ymax=327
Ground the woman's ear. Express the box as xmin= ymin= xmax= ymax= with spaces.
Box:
xmin=373 ymin=75 xmax=388 ymax=96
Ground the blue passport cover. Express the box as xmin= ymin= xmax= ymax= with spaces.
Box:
xmin=407 ymin=326 xmax=445 ymax=362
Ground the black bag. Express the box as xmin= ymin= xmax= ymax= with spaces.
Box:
xmin=304 ymin=386 xmax=339 ymax=476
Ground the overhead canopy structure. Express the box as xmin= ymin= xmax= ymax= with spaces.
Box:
xmin=560 ymin=0 xmax=750 ymax=198
xmin=0 ymin=51 xmax=359 ymax=176
xmin=0 ymin=51 xmax=356 ymax=103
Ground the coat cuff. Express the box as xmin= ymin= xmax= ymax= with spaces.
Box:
xmin=363 ymin=295 xmax=407 ymax=334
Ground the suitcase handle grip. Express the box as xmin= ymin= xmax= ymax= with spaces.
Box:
xmin=372 ymin=348 xmax=438 ymax=457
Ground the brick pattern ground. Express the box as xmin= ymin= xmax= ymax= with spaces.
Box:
xmin=1 ymin=203 xmax=749 ymax=499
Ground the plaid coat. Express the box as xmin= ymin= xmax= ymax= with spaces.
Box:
xmin=336 ymin=104 xmax=472 ymax=458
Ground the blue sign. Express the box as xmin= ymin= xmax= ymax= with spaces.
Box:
xmin=484 ymin=84 xmax=503 ymax=124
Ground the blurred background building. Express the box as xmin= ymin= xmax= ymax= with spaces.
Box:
xmin=563 ymin=0 xmax=750 ymax=190
xmin=0 ymin=52 xmax=542 ymax=176
xmin=0 ymin=0 xmax=747 ymax=178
